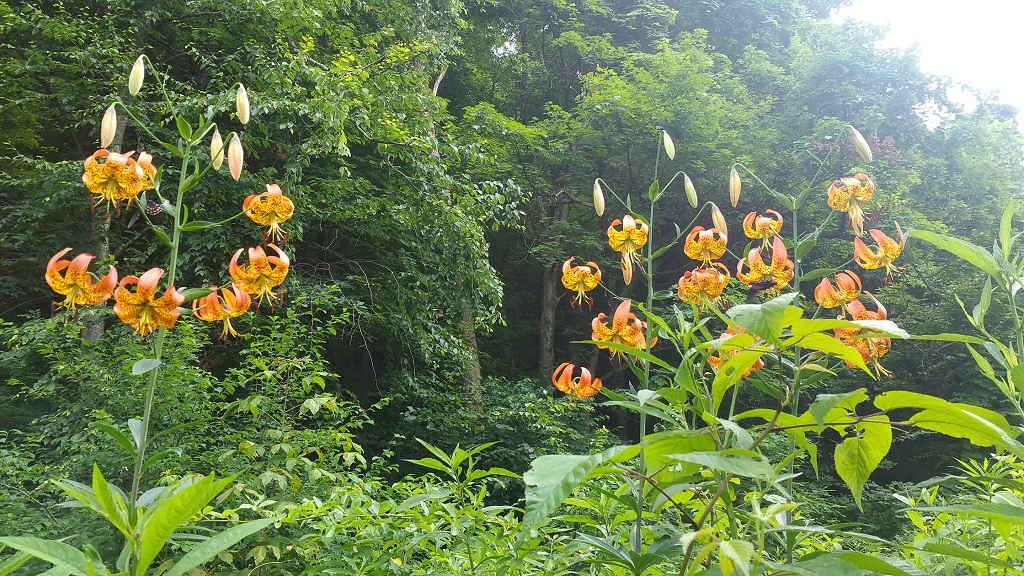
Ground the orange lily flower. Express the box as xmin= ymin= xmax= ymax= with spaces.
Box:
xmin=561 ymin=258 xmax=601 ymax=308
xmin=607 ymin=215 xmax=649 ymax=285
xmin=243 ymin=184 xmax=295 ymax=243
xmin=736 ymin=236 xmax=794 ymax=291
xmin=229 ymin=244 xmax=290 ymax=306
xmin=193 ymin=284 xmax=252 ymax=339
xmin=854 ymin=222 xmax=905 ymax=277
xmin=678 ymin=263 xmax=730 ymax=305
xmin=592 ymin=299 xmax=651 ymax=357
xmin=45 ymin=248 xmax=118 ymax=311
xmin=827 ymin=173 xmax=874 ymax=236
xmin=833 ymin=292 xmax=891 ymax=378
xmin=113 ymin=268 xmax=184 ymax=336
xmin=82 ymin=149 xmax=156 ymax=212
xmin=814 ymin=270 xmax=862 ymax=309
xmin=742 ymin=210 xmax=783 ymax=246
xmin=683 ymin=226 xmax=728 ymax=265
xmin=707 ymin=327 xmax=764 ymax=376
xmin=551 ymin=362 xmax=603 ymax=399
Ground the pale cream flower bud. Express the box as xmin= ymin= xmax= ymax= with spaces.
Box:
xmin=236 ymin=84 xmax=250 ymax=125
xmin=662 ymin=130 xmax=675 ymax=160
xmin=711 ymin=202 xmax=728 ymax=238
xmin=100 ymin=105 xmax=117 ymax=148
xmin=729 ymin=168 xmax=741 ymax=207
xmin=227 ymin=134 xmax=243 ymax=181
xmin=683 ymin=174 xmax=697 ymax=208
xmin=210 ymin=129 xmax=224 ymax=170
xmin=850 ymin=127 xmax=872 ymax=163
xmin=128 ymin=55 xmax=145 ymax=96
xmin=593 ymin=178 xmax=605 ymax=216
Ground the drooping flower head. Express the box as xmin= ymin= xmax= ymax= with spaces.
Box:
xmin=592 ymin=299 xmax=651 ymax=357
xmin=229 ymin=244 xmax=290 ymax=307
xmin=707 ymin=327 xmax=765 ymax=376
xmin=742 ymin=210 xmax=783 ymax=246
xmin=45 ymin=248 xmax=118 ymax=311
xmin=814 ymin=270 xmax=862 ymax=309
xmin=736 ymin=236 xmax=794 ymax=291
xmin=551 ymin=362 xmax=603 ymax=399
xmin=113 ymin=268 xmax=184 ymax=336
xmin=561 ymin=257 xmax=601 ymax=308
xmin=833 ymin=292 xmax=891 ymax=378
xmin=854 ymin=222 xmax=905 ymax=278
xmin=243 ymin=184 xmax=295 ymax=243
xmin=82 ymin=149 xmax=156 ymax=212
xmin=193 ymin=284 xmax=252 ymax=339
xmin=827 ymin=173 xmax=874 ymax=236
xmin=683 ymin=226 xmax=728 ymax=266
xmin=678 ymin=263 xmax=730 ymax=305
xmin=607 ymin=215 xmax=649 ymax=285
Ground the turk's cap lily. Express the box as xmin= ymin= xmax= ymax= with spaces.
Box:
xmin=551 ymin=362 xmax=603 ymax=399
xmin=742 ymin=210 xmax=783 ymax=243
xmin=561 ymin=257 xmax=601 ymax=308
xmin=683 ymin=226 xmax=727 ymax=265
xmin=814 ymin=270 xmax=862 ymax=309
xmin=827 ymin=173 xmax=874 ymax=236
xmin=242 ymin=184 xmax=295 ymax=243
xmin=854 ymin=222 xmax=905 ymax=276
xmin=737 ymin=236 xmax=794 ymax=291
xmin=113 ymin=268 xmax=184 ymax=336
xmin=678 ymin=263 xmax=730 ymax=305
xmin=45 ymin=248 xmax=118 ymax=310
xmin=229 ymin=243 xmax=290 ymax=307
xmin=607 ymin=214 xmax=649 ymax=285
xmin=591 ymin=299 xmax=653 ymax=356
xmin=193 ymin=283 xmax=251 ymax=339
xmin=83 ymin=149 xmax=156 ymax=211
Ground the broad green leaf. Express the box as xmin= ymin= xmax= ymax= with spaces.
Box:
xmin=136 ymin=474 xmax=234 ymax=576
xmin=572 ymin=340 xmax=672 ymax=370
xmin=965 ymin=344 xmax=997 ymax=380
xmin=643 ymin=430 xmax=716 ymax=480
xmin=915 ymin=502 xmax=1024 ymax=523
xmin=795 ymin=236 xmax=817 ymax=259
xmin=833 ymin=552 xmax=926 ymax=575
xmin=907 ymin=333 xmax=985 ymax=344
xmin=766 ymin=556 xmax=860 ymax=576
xmin=91 ymin=465 xmax=131 ymax=539
xmin=916 ymin=542 xmax=1014 ymax=568
xmin=0 ymin=538 xmax=88 ymax=576
xmin=668 ymin=450 xmax=775 ymax=479
xmin=973 ymin=277 xmax=993 ymax=325
xmin=523 ymin=445 xmax=637 ymax=525
xmin=131 ymin=358 xmax=160 ymax=376
xmin=834 ymin=415 xmax=891 ymax=509
xmin=719 ymin=539 xmax=754 ymax=576
xmin=807 ymin=389 xmax=867 ymax=432
xmin=874 ymin=390 xmax=1015 ymax=447
xmin=790 ymin=333 xmax=868 ymax=373
xmin=727 ymin=293 xmax=800 ymax=345
xmin=175 ymin=116 xmax=193 ymax=140
xmin=908 ymin=229 xmax=1000 ymax=278
xmin=849 ymin=320 xmax=909 ymax=339
xmin=164 ymin=517 xmax=278 ymax=576
xmin=0 ymin=551 xmax=31 ymax=576
xmin=712 ymin=349 xmax=766 ymax=412
xmin=1011 ymin=361 xmax=1024 ymax=396
xmin=790 ymin=317 xmax=863 ymax=338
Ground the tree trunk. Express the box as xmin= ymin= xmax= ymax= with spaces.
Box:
xmin=539 ymin=262 xmax=559 ymax=381
xmin=462 ymin=302 xmax=482 ymax=404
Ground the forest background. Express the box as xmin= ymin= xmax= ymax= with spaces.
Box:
xmin=1 ymin=0 xmax=1023 ymax=573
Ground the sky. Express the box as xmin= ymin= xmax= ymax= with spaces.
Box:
xmin=833 ymin=0 xmax=1024 ymax=125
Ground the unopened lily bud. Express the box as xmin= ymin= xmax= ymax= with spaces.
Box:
xmin=128 ymin=55 xmax=145 ymax=96
xmin=850 ymin=127 xmax=872 ymax=163
xmin=729 ymin=168 xmax=741 ymax=207
xmin=711 ymin=202 xmax=728 ymax=238
xmin=100 ymin=105 xmax=117 ymax=148
xmin=236 ymin=84 xmax=250 ymax=125
xmin=593 ymin=178 xmax=605 ymax=216
xmin=662 ymin=130 xmax=675 ymax=160
xmin=227 ymin=134 xmax=243 ymax=181
xmin=683 ymin=174 xmax=697 ymax=208
xmin=210 ymin=129 xmax=224 ymax=170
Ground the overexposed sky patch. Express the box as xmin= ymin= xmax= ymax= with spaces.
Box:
xmin=833 ymin=0 xmax=1024 ymax=124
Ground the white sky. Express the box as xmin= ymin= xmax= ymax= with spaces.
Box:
xmin=833 ymin=0 xmax=1024 ymax=125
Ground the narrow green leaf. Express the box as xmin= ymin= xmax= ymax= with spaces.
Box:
xmin=90 ymin=422 xmax=136 ymax=459
xmin=0 ymin=538 xmax=88 ymax=576
xmin=1000 ymin=202 xmax=1015 ymax=259
xmin=798 ymin=268 xmax=837 ymax=282
xmin=907 ymin=333 xmax=985 ymax=344
xmin=648 ymin=179 xmax=659 ymax=201
xmin=152 ymin=227 xmax=173 ymax=248
xmin=795 ymin=237 xmax=817 ymax=259
xmin=973 ymin=278 xmax=993 ymax=326
xmin=1010 ymin=361 xmax=1024 ymax=396
xmin=91 ymin=465 xmax=131 ymax=539
xmin=908 ymin=229 xmax=1001 ymax=278
xmin=523 ymin=445 xmax=637 ymax=525
xmin=767 ymin=556 xmax=861 ymax=576
xmin=834 ymin=416 xmax=891 ymax=509
xmin=916 ymin=542 xmax=1014 ymax=568
xmin=175 ymin=116 xmax=193 ymax=140
xmin=0 ymin=551 xmax=31 ymax=576
xmin=179 ymin=221 xmax=219 ymax=232
xmin=874 ymin=390 xmax=1015 ymax=447
xmin=833 ymin=552 xmax=925 ymax=575
xmin=572 ymin=339 xmax=672 ymax=369
xmin=132 ymin=358 xmax=161 ymax=376
xmin=163 ymin=517 xmax=278 ymax=576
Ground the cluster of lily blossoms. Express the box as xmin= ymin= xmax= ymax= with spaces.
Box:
xmin=46 ymin=100 xmax=296 ymax=339
xmin=553 ymin=161 xmax=905 ymax=397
